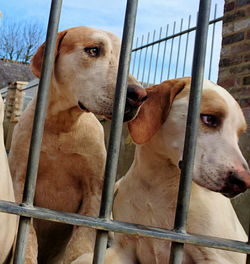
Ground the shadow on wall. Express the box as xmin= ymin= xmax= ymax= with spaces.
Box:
xmin=100 ymin=119 xmax=135 ymax=180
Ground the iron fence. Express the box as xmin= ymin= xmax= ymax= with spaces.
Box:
xmin=0 ymin=0 xmax=250 ymax=264
xmin=131 ymin=3 xmax=223 ymax=86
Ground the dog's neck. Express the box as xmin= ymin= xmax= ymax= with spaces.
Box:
xmin=132 ymin=142 xmax=180 ymax=188
xmin=47 ymin=81 xmax=79 ymax=115
xmin=117 ymin=142 xmax=181 ymax=228
xmin=40 ymin=81 xmax=85 ymax=133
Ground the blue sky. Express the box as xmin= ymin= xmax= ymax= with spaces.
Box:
xmin=1 ymin=0 xmax=224 ymax=38
xmin=0 ymin=0 xmax=224 ymax=82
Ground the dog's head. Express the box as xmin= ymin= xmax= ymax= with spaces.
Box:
xmin=31 ymin=26 xmax=146 ymax=121
xmin=128 ymin=77 xmax=250 ymax=198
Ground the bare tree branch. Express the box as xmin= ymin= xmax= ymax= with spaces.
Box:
xmin=0 ymin=19 xmax=45 ymax=63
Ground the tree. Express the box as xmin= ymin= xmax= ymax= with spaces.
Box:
xmin=0 ymin=19 xmax=45 ymax=63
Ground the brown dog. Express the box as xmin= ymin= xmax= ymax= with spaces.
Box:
xmin=8 ymin=26 xmax=146 ymax=264
xmin=75 ymin=78 xmax=250 ymax=264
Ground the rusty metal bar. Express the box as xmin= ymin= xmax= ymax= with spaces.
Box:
xmin=169 ymin=0 xmax=211 ymax=263
xmin=13 ymin=1 xmax=62 ymax=263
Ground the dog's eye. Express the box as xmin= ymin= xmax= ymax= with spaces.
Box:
xmin=200 ymin=114 xmax=220 ymax=128
xmin=84 ymin=47 xmax=100 ymax=57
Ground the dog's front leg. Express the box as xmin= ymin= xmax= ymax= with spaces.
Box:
xmin=23 ymin=223 xmax=38 ymax=264
xmin=62 ymin=186 xmax=101 ymax=264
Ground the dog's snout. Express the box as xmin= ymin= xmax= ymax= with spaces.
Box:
xmin=127 ymin=85 xmax=147 ymax=107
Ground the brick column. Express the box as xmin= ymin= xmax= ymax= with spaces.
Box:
xmin=218 ymin=0 xmax=250 ymax=234
xmin=3 ymin=81 xmax=26 ymax=151
xmin=218 ymin=0 xmax=250 ymax=162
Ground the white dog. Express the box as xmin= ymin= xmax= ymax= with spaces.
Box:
xmin=8 ymin=26 xmax=146 ymax=264
xmin=0 ymin=95 xmax=17 ymax=263
xmin=75 ymin=77 xmax=250 ymax=264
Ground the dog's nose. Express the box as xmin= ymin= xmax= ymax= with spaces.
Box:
xmin=127 ymin=85 xmax=147 ymax=107
xmin=227 ymin=171 xmax=247 ymax=192
xmin=222 ymin=171 xmax=250 ymax=198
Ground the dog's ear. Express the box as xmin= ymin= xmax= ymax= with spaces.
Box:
xmin=128 ymin=78 xmax=188 ymax=144
xmin=31 ymin=30 xmax=68 ymax=78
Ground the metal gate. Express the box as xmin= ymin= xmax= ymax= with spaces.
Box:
xmin=0 ymin=0 xmax=249 ymax=264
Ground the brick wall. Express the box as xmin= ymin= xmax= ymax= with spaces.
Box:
xmin=218 ymin=0 xmax=250 ymax=164
xmin=218 ymin=0 xmax=250 ymax=234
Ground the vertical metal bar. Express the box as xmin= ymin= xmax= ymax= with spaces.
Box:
xmin=175 ymin=19 xmax=183 ymax=78
xmin=141 ymin=32 xmax=150 ymax=85
xmin=92 ymin=1 xmax=138 ymax=263
xmin=247 ymin=220 xmax=250 ymax=264
xmin=169 ymin=1 xmax=211 ymax=263
xmin=136 ymin=35 xmax=144 ymax=80
xmin=13 ymin=0 xmax=63 ymax=263
xmin=146 ymin=30 xmax=156 ymax=86
xmin=153 ymin=27 xmax=162 ymax=84
xmin=208 ymin=4 xmax=217 ymax=80
xmin=167 ymin=21 xmax=176 ymax=80
xmin=160 ymin=25 xmax=169 ymax=82
xmin=182 ymin=15 xmax=191 ymax=77
xmin=132 ymin=37 xmax=139 ymax=75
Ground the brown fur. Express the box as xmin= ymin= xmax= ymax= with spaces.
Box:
xmin=9 ymin=26 xmax=145 ymax=264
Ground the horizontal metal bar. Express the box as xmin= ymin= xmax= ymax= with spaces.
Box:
xmin=132 ymin=16 xmax=223 ymax=52
xmin=0 ymin=200 xmax=249 ymax=255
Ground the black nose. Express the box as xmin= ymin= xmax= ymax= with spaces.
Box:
xmin=126 ymin=85 xmax=147 ymax=107
xmin=222 ymin=171 xmax=247 ymax=197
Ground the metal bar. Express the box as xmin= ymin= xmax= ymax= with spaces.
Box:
xmin=141 ymin=32 xmax=150 ymax=84
xmin=146 ymin=30 xmax=156 ymax=86
xmin=182 ymin=15 xmax=191 ymax=77
xmin=13 ymin=1 xmax=63 ymax=263
xmin=132 ymin=37 xmax=139 ymax=75
xmin=169 ymin=0 xmax=211 ymax=263
xmin=247 ymin=231 xmax=250 ymax=264
xmin=247 ymin=220 xmax=250 ymax=264
xmin=0 ymin=201 xmax=250 ymax=255
xmin=92 ymin=1 xmax=138 ymax=263
xmin=208 ymin=4 xmax=217 ymax=80
xmin=160 ymin=25 xmax=169 ymax=82
xmin=153 ymin=27 xmax=162 ymax=84
xmin=167 ymin=21 xmax=176 ymax=80
xmin=136 ymin=35 xmax=144 ymax=80
xmin=175 ymin=19 xmax=183 ymax=78
xmin=132 ymin=16 xmax=223 ymax=52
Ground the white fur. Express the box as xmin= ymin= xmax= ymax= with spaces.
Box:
xmin=74 ymin=79 xmax=249 ymax=264
xmin=0 ymin=95 xmax=17 ymax=263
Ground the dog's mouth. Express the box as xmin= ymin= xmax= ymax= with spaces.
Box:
xmin=123 ymin=100 xmax=143 ymax=122
xmin=220 ymin=186 xmax=247 ymax=198
xmin=78 ymin=101 xmax=89 ymax=112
